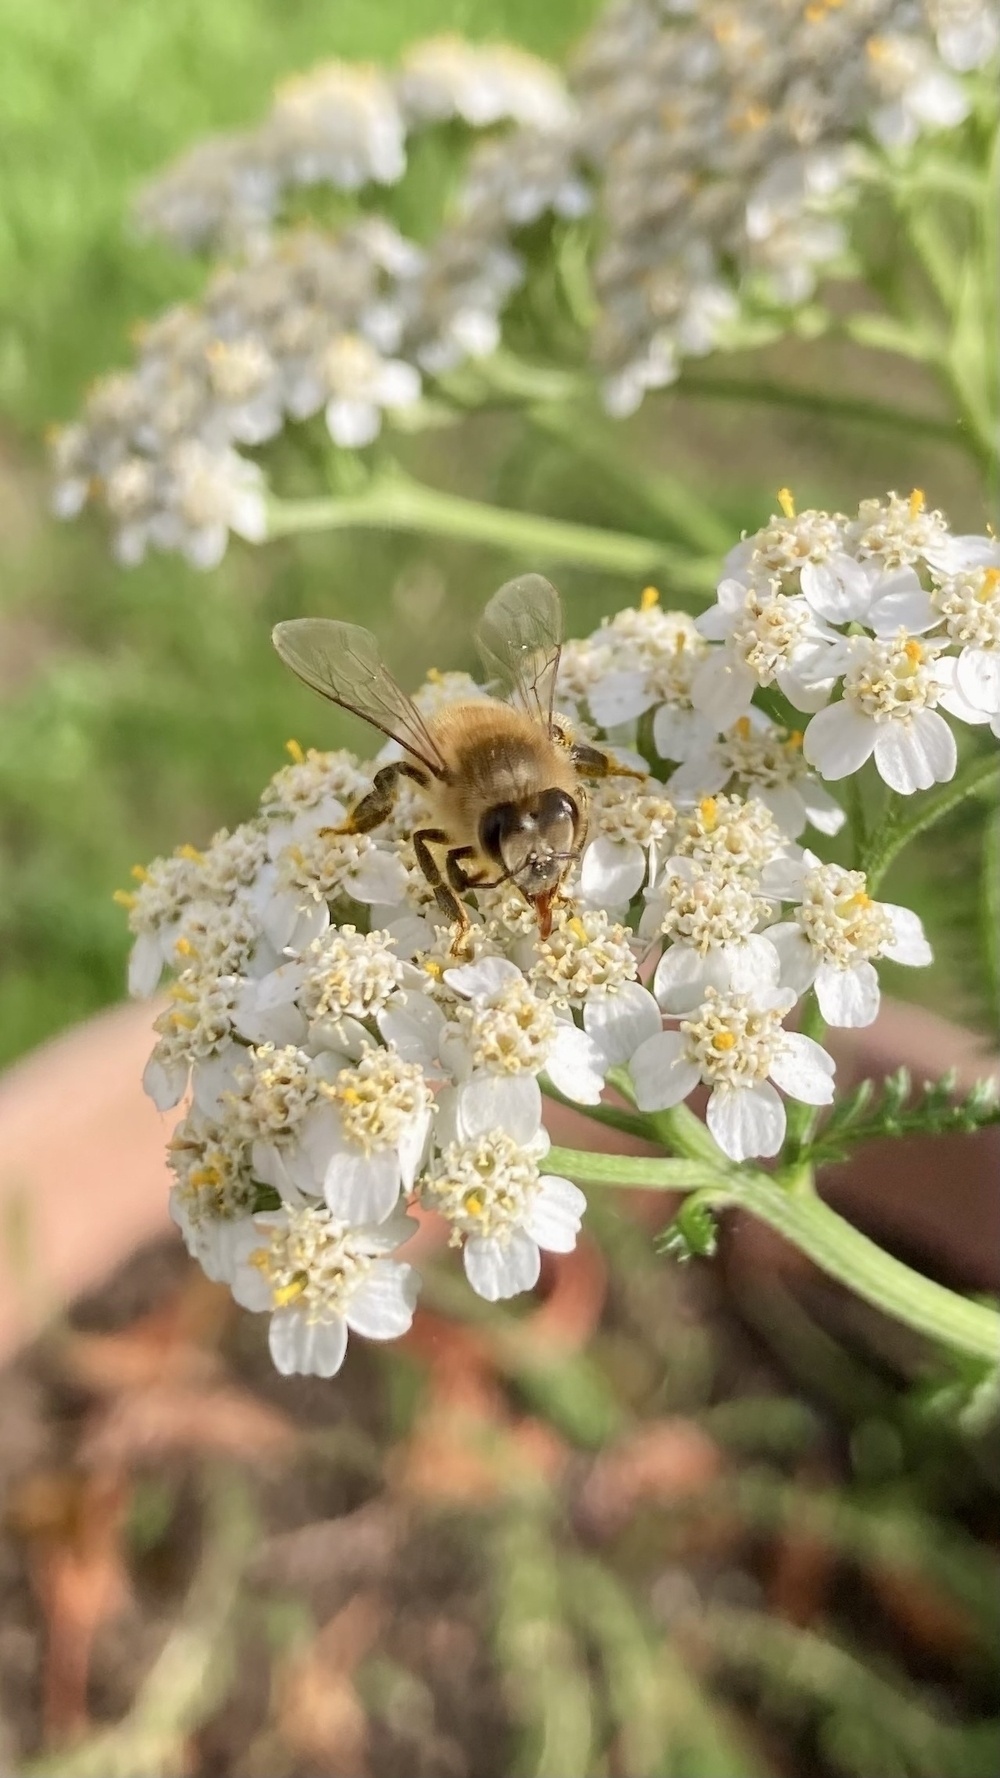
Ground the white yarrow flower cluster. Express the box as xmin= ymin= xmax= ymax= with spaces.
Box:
xmin=130 ymin=527 xmax=985 ymax=1376
xmin=691 ymin=490 xmax=997 ymax=794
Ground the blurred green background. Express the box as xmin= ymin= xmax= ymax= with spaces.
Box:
xmin=0 ymin=0 xmax=994 ymax=1068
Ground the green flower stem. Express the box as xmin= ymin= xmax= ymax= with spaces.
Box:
xmin=543 ymin=1081 xmax=653 ymax=1145
xmin=266 ymin=469 xmax=718 ymax=590
xmin=526 ymin=403 xmax=733 ymax=559
xmin=547 ymin=1145 xmax=1000 ymax=1365
xmin=546 ymin=1148 xmax=726 ymax=1193
xmin=863 ymin=753 xmax=1000 ymax=892
xmin=675 ymin=371 xmax=969 ymax=452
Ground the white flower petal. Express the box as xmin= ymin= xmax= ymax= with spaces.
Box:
xmin=251 ymin=1141 xmax=302 ymax=1203
xmin=707 ymin=1081 xmax=786 ymax=1160
xmin=348 ymin=849 xmax=409 ymax=903
xmin=873 ymin=708 xmax=956 ymax=794
xmin=377 ymin=359 xmax=421 ymax=409
xmin=956 ymin=648 xmax=1000 ymax=715
xmin=800 ymin=555 xmax=869 ymax=622
xmin=397 ymin=1105 xmax=434 ymax=1192
xmin=867 ymin=570 xmax=937 ymax=636
xmin=936 ymin=659 xmax=992 ymax=724
xmin=880 ymin=904 xmax=933 ymax=967
xmin=142 ymin=1053 xmax=188 ymax=1111
xmin=456 ymin=1072 xmax=542 ymax=1143
xmin=324 ymin=1147 xmax=402 ymax=1224
xmin=762 ymin=923 xmax=819 ymax=995
xmin=128 ymin=932 xmax=164 ymax=999
xmin=523 ymin=1176 xmax=587 ymax=1254
xmin=580 ymin=835 xmax=647 ymax=906
xmin=326 ymin=397 xmax=382 ymax=449
xmin=757 ymin=784 xmax=808 ymax=838
xmin=769 ymin=1031 xmax=837 ymax=1102
xmin=690 ymin=653 xmax=756 ymax=727
xmin=262 ymin=891 xmax=328 ymax=953
xmin=629 ymin=1029 xmax=701 ymax=1111
xmin=269 ymin=1309 xmax=348 ymax=1377
xmin=230 ymin=1241 xmax=278 ymax=1312
xmin=234 ymin=967 xmax=307 ymax=1046
xmin=376 ymin=993 xmax=446 ymax=1065
xmin=760 ymin=852 xmax=809 ymax=902
xmin=653 ymin=705 xmax=718 ymax=762
xmin=726 ymin=934 xmax=781 ymax=996
xmin=583 ymin=981 xmax=662 ymax=1066
xmin=588 ymin=669 xmax=656 ymax=728
xmin=776 ymin=664 xmax=837 ymax=715
xmin=667 ymin=756 xmax=730 ymax=806
xmin=344 ymin=1260 xmax=419 ymax=1338
xmin=803 ymin=702 xmax=877 ymax=780
xmin=295 ymin=1101 xmax=343 ymax=1183
xmin=814 ymin=959 xmax=880 ymax=1027
xmin=544 ymin=1024 xmax=606 ymax=1105
xmin=464 ymin=1230 xmax=541 ymax=1301
xmin=444 ymin=956 xmax=521 ymax=999
xmin=653 ymin=943 xmax=730 ymax=1014
xmin=800 ymin=779 xmax=846 ymax=835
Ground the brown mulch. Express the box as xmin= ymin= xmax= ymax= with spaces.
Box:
xmin=0 ymin=1219 xmax=997 ymax=1778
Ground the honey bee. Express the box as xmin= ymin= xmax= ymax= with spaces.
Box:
xmin=273 ymin=574 xmax=638 ymax=941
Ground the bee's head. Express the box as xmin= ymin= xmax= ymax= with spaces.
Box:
xmin=479 ymin=789 xmax=580 ymax=898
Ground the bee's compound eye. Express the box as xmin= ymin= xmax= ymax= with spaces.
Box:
xmin=478 ymin=801 xmax=517 ymax=864
xmin=535 ymin=788 xmax=577 ymax=830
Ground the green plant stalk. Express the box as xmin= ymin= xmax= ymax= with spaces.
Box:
xmin=546 ymin=1144 xmax=1000 ymax=1364
xmin=676 ymin=371 xmax=970 ymax=453
xmin=864 ymin=753 xmax=1000 ymax=891
xmin=527 ymin=401 xmax=734 ymax=557
xmin=266 ymin=469 xmax=718 ymax=590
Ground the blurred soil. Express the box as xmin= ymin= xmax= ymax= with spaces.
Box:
xmin=1 ymin=1210 xmax=998 ymax=1778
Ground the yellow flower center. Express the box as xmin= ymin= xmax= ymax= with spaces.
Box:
xmin=273 ymin=1274 xmax=309 ymax=1307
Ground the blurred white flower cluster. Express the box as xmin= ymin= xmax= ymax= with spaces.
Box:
xmin=51 ymin=4 xmax=999 ymax=567
xmin=48 ymin=218 xmax=499 ymax=568
xmin=121 ymin=499 xmax=1000 ymax=1378
xmin=566 ymin=0 xmax=1000 ymax=412
xmin=133 ymin=40 xmax=572 ymax=254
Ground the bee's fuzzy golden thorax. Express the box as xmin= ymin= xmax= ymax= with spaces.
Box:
xmin=426 ymin=701 xmax=579 ymax=855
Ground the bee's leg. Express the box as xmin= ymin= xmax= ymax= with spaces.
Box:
xmin=569 ymin=742 xmax=646 ymax=781
xmin=413 ymin=828 xmax=470 ymax=933
xmin=445 ymin=846 xmax=497 ymax=893
xmin=337 ymin=762 xmax=428 ymax=835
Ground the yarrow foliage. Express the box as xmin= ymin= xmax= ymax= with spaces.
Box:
xmin=127 ymin=493 xmax=998 ymax=1379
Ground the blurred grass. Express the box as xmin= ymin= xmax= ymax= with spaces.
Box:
xmin=0 ymin=0 xmax=995 ymax=1067
xmin=0 ymin=0 xmax=598 ymax=1066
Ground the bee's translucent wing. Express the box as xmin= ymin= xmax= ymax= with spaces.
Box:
xmin=475 ymin=574 xmax=563 ymax=732
xmin=272 ymin=618 xmax=448 ymax=777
